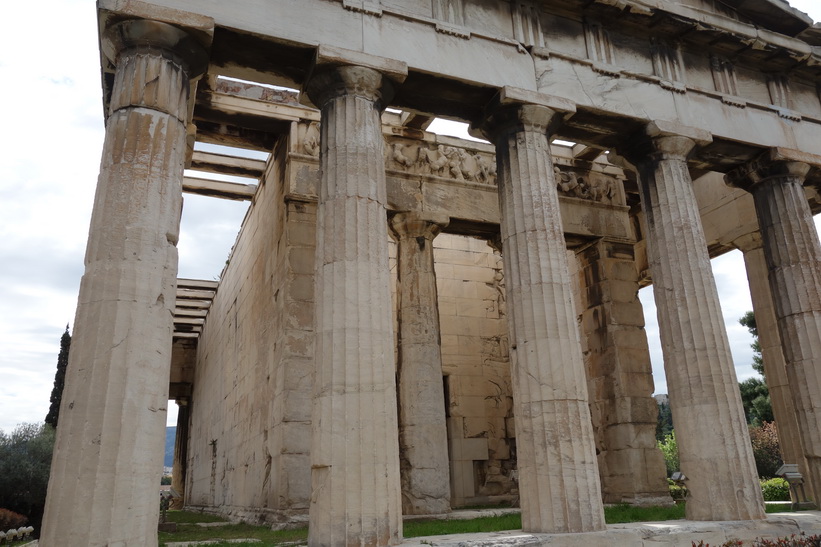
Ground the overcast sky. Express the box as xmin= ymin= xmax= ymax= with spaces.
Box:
xmin=1 ymin=0 xmax=820 ymax=433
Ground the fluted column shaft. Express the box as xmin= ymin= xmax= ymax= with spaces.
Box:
xmin=729 ymin=155 xmax=821 ymax=501
xmin=41 ymin=20 xmax=208 ymax=547
xmin=171 ymin=398 xmax=191 ymax=510
xmin=305 ymin=65 xmax=402 ymax=547
xmin=481 ymin=100 xmax=605 ymax=533
xmin=736 ymin=234 xmax=807 ymax=491
xmin=390 ymin=213 xmax=452 ymax=515
xmin=623 ymin=125 xmax=764 ymax=521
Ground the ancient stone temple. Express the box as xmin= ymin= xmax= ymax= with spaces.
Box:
xmin=43 ymin=0 xmax=821 ymax=545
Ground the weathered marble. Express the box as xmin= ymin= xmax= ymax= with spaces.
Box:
xmin=171 ymin=398 xmax=190 ymax=510
xmin=734 ymin=232 xmax=809 ymax=497
xmin=728 ymin=149 xmax=821 ymax=504
xmin=390 ymin=212 xmax=452 ymax=515
xmin=575 ymin=240 xmax=671 ymax=506
xmin=304 ymin=57 xmax=407 ymax=547
xmin=40 ymin=17 xmax=211 ymax=547
xmin=618 ymin=121 xmax=764 ymax=521
xmin=478 ymin=88 xmax=606 ymax=534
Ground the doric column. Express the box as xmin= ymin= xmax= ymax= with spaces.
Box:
xmin=477 ymin=87 xmax=605 ymax=533
xmin=170 ymin=398 xmax=191 ymax=510
xmin=733 ymin=233 xmax=808 ymax=493
xmin=617 ymin=121 xmax=764 ymax=521
xmin=390 ymin=212 xmax=451 ymax=515
xmin=727 ymin=148 xmax=821 ymax=502
xmin=575 ymin=240 xmax=670 ymax=506
xmin=303 ymin=48 xmax=407 ymax=547
xmin=41 ymin=15 xmax=212 ymax=547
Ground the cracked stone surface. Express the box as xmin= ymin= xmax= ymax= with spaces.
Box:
xmin=41 ymin=32 xmax=199 ymax=546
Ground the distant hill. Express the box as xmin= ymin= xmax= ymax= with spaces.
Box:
xmin=165 ymin=426 xmax=176 ymax=468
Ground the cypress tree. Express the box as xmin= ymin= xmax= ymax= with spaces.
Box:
xmin=45 ymin=325 xmax=71 ymax=428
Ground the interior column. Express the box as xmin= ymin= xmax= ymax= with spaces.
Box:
xmin=576 ymin=239 xmax=670 ymax=506
xmin=734 ymin=232 xmax=808 ymax=496
xmin=390 ymin=212 xmax=452 ymax=515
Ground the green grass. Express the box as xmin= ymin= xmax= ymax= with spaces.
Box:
xmin=404 ymin=512 xmax=521 ymax=538
xmin=604 ymin=503 xmax=686 ymax=523
xmin=405 ymin=503 xmax=691 ymax=538
xmin=164 ymin=510 xmax=231 ymax=524
xmin=157 ymin=513 xmax=308 ymax=547
xmin=165 ymin=503 xmax=803 ymax=545
xmin=765 ymin=503 xmax=816 ymax=513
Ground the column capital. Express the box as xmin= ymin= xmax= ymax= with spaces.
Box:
xmin=616 ymin=120 xmax=712 ymax=168
xmin=302 ymin=45 xmax=407 ymax=110
xmin=474 ymin=86 xmax=575 ymax=143
xmin=725 ymin=148 xmax=815 ymax=193
xmin=101 ymin=19 xmax=211 ymax=79
xmin=390 ymin=212 xmax=449 ymax=241
xmin=732 ymin=231 xmax=763 ymax=254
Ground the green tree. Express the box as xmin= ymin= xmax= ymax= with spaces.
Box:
xmin=739 ymin=311 xmax=764 ymax=376
xmin=739 ymin=377 xmax=773 ymax=426
xmin=45 ymin=325 xmax=71 ymax=429
xmin=0 ymin=423 xmax=55 ymax=532
xmin=738 ymin=312 xmax=772 ymax=425
xmin=656 ymin=400 xmax=673 ymax=443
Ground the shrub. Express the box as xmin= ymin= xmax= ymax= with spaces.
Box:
xmin=0 ymin=508 xmax=28 ymax=529
xmin=750 ymin=422 xmax=783 ymax=479
xmin=668 ymin=478 xmax=687 ymax=501
xmin=761 ymin=477 xmax=791 ymax=502
xmin=0 ymin=423 xmax=55 ymax=533
xmin=692 ymin=533 xmax=821 ymax=546
xmin=658 ymin=432 xmax=679 ymax=477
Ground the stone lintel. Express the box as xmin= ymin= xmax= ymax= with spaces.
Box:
xmin=495 ymin=86 xmax=576 ymax=114
xmin=726 ymin=147 xmax=819 ymax=191
xmin=300 ymin=45 xmax=408 ymax=109
xmin=646 ymin=121 xmax=712 ymax=147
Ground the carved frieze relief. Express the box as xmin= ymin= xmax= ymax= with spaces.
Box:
xmin=554 ymin=166 xmax=622 ymax=205
xmin=386 ymin=139 xmax=497 ymax=185
xmin=293 ymin=122 xmax=625 ymax=206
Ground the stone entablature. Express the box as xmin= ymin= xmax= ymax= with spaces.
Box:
xmin=285 ymin=114 xmax=631 ymax=244
xmin=145 ymin=0 xmax=821 ymax=165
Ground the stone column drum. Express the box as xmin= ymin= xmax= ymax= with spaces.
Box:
xmin=618 ymin=121 xmax=764 ymax=521
xmin=390 ymin=212 xmax=452 ymax=515
xmin=728 ymin=150 xmax=821 ymax=502
xmin=478 ymin=88 xmax=606 ymax=533
xmin=303 ymin=56 xmax=407 ymax=547
xmin=40 ymin=19 xmax=210 ymax=546
xmin=734 ymin=233 xmax=808 ymax=495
